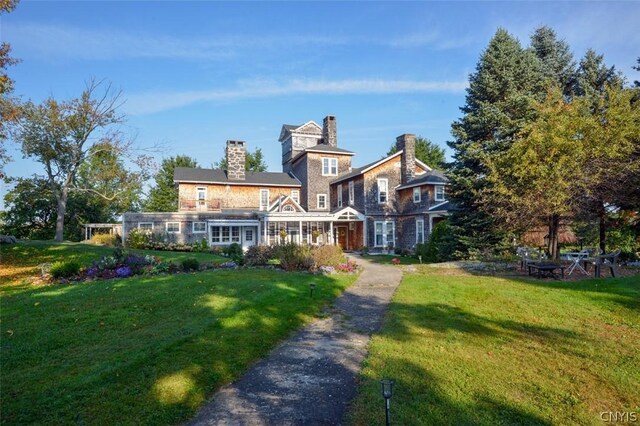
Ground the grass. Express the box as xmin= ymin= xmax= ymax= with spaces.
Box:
xmin=0 ymin=241 xmax=358 ymax=424
xmin=362 ymin=254 xmax=421 ymax=265
xmin=348 ymin=266 xmax=640 ymax=425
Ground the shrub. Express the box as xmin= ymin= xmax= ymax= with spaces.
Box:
xmin=50 ymin=260 xmax=82 ymax=279
xmin=199 ymin=238 xmax=209 ymax=251
xmin=245 ymin=245 xmax=274 ymax=266
xmin=126 ymin=228 xmax=152 ymax=249
xmin=181 ymin=257 xmax=200 ymax=272
xmin=115 ymin=266 xmax=133 ymax=278
xmin=223 ymin=243 xmax=244 ymax=264
xmin=336 ymin=261 xmax=358 ymax=272
xmin=421 ymin=220 xmax=453 ymax=262
xmin=311 ymin=245 xmax=345 ymax=268
xmin=89 ymin=233 xmax=119 ymax=247
xmin=279 ymin=242 xmax=313 ymax=271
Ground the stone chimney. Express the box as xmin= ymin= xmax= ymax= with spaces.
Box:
xmin=226 ymin=140 xmax=246 ymax=180
xmin=322 ymin=115 xmax=337 ymax=147
xmin=396 ymin=134 xmax=416 ymax=184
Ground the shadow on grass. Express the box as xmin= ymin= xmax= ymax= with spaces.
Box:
xmin=0 ymin=268 xmax=352 ymax=425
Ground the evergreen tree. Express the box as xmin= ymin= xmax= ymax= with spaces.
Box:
xmin=529 ymin=26 xmax=575 ymax=94
xmin=145 ymin=155 xmax=198 ymax=212
xmin=446 ymin=28 xmax=545 ymax=258
xmin=633 ymin=57 xmax=639 ymax=88
xmin=386 ymin=136 xmax=446 ymax=169
xmin=214 ymin=147 xmax=268 ymax=172
xmin=572 ymin=49 xmax=624 ymax=101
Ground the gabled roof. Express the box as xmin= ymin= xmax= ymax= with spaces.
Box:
xmin=278 ymin=120 xmax=322 ymax=142
xmin=330 ymin=151 xmax=432 ymax=185
xmin=174 ymin=167 xmax=301 ymax=187
xmin=290 ymin=144 xmax=355 ymax=164
xmin=395 ymin=170 xmax=449 ymax=190
xmin=268 ymin=195 xmax=306 ymax=213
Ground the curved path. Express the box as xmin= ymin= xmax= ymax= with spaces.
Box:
xmin=189 ymin=255 xmax=402 ymax=425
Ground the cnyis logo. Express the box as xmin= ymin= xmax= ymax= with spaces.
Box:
xmin=600 ymin=411 xmax=638 ymax=423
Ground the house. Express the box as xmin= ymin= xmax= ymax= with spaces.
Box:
xmin=122 ymin=116 xmax=451 ymax=251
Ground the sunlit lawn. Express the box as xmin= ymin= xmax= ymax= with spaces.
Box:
xmin=0 ymin=241 xmax=357 ymax=424
xmin=349 ymin=267 xmax=640 ymax=425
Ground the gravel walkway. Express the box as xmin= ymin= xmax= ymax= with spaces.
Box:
xmin=189 ymin=255 xmax=402 ymax=426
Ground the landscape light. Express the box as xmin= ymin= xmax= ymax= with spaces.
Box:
xmin=380 ymin=379 xmax=394 ymax=425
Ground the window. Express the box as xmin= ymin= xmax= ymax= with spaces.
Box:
xmin=317 ymin=194 xmax=327 ymax=209
xmin=416 ymin=219 xmax=424 ymax=244
xmin=260 ymin=189 xmax=270 ymax=211
xmin=291 ymin=190 xmax=299 ymax=204
xmin=231 ymin=227 xmax=240 ymax=242
xmin=166 ymin=222 xmax=180 ymax=233
xmin=435 ymin=185 xmax=445 ymax=202
xmin=193 ymin=222 xmax=206 ymax=233
xmin=377 ymin=178 xmax=388 ymax=204
xmin=337 ymin=184 xmax=343 ymax=207
xmin=413 ymin=187 xmax=421 ymax=203
xmin=211 ymin=226 xmax=241 ymax=243
xmin=348 ymin=181 xmax=354 ymax=205
xmin=245 ymin=229 xmax=253 ymax=242
xmin=322 ymin=158 xmax=338 ymax=176
xmin=138 ymin=222 xmax=153 ymax=231
xmin=196 ymin=187 xmax=207 ymax=201
xmin=374 ymin=221 xmax=395 ymax=247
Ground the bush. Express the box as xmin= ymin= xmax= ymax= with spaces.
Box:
xmin=245 ymin=245 xmax=274 ymax=266
xmin=279 ymin=242 xmax=313 ymax=271
xmin=181 ymin=257 xmax=200 ymax=272
xmin=223 ymin=243 xmax=244 ymax=264
xmin=311 ymin=245 xmax=345 ymax=268
xmin=50 ymin=260 xmax=82 ymax=279
xmin=126 ymin=228 xmax=152 ymax=249
xmin=420 ymin=220 xmax=453 ymax=262
xmin=89 ymin=233 xmax=119 ymax=247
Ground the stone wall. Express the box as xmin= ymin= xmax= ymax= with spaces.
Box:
xmin=321 ymin=115 xmax=337 ymax=147
xmin=225 ymin=140 xmax=246 ymax=181
xmin=395 ymin=134 xmax=416 ymax=184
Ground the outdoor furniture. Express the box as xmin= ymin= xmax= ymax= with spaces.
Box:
xmin=528 ymin=262 xmax=566 ymax=279
xmin=518 ymin=247 xmax=545 ymax=271
xmin=565 ymin=250 xmax=589 ymax=275
xmin=594 ymin=249 xmax=621 ymax=278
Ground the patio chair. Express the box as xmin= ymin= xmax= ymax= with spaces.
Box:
xmin=594 ymin=249 xmax=621 ymax=278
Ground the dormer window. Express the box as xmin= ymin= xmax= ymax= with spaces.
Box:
xmin=322 ymin=158 xmax=338 ymax=176
xmin=435 ymin=185 xmax=445 ymax=202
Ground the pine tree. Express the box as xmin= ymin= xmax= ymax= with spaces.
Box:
xmin=529 ymin=26 xmax=575 ymax=94
xmin=572 ymin=49 xmax=624 ymax=101
xmin=447 ymin=28 xmax=546 ymax=258
xmin=145 ymin=155 xmax=198 ymax=212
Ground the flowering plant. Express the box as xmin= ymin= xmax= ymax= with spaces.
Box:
xmin=319 ymin=265 xmax=336 ymax=274
xmin=220 ymin=261 xmax=237 ymax=268
xmin=336 ymin=261 xmax=358 ymax=273
xmin=391 ymin=258 xmax=401 ymax=265
xmin=115 ymin=266 xmax=133 ymax=278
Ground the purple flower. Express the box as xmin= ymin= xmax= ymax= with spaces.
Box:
xmin=115 ymin=266 xmax=132 ymax=278
xmin=86 ymin=267 xmax=99 ymax=278
xmin=221 ymin=261 xmax=237 ymax=268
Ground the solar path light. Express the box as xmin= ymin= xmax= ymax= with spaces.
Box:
xmin=380 ymin=379 xmax=394 ymax=425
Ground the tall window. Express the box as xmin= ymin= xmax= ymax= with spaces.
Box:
xmin=377 ymin=178 xmax=388 ymax=204
xmin=317 ymin=194 xmax=327 ymax=209
xmin=435 ymin=185 xmax=445 ymax=202
xmin=348 ymin=181 xmax=354 ymax=205
xmin=260 ymin=189 xmax=270 ymax=211
xmin=322 ymin=158 xmax=338 ymax=176
xmin=337 ymin=184 xmax=343 ymax=207
xmin=413 ymin=187 xmax=421 ymax=203
xmin=196 ymin=187 xmax=207 ymax=201
xmin=374 ymin=221 xmax=395 ymax=247
xmin=291 ymin=190 xmax=299 ymax=204
xmin=416 ymin=219 xmax=424 ymax=243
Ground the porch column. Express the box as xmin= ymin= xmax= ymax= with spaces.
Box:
xmin=298 ymin=220 xmax=302 ymax=244
xmin=257 ymin=220 xmax=262 ymax=245
xmin=428 ymin=215 xmax=434 ymax=237
xmin=362 ymin=220 xmax=367 ymax=247
xmin=329 ymin=222 xmax=334 ymax=245
xmin=263 ymin=219 xmax=268 ymax=244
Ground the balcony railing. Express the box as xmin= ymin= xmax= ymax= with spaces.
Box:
xmin=179 ymin=199 xmax=222 ymax=211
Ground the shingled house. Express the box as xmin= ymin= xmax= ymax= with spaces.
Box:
xmin=122 ymin=116 xmax=451 ymax=251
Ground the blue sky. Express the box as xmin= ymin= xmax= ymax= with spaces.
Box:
xmin=2 ymin=1 xmax=639 ymax=201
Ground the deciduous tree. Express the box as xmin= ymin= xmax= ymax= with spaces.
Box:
xmin=386 ymin=136 xmax=446 ymax=169
xmin=145 ymin=155 xmax=198 ymax=212
xmin=214 ymin=147 xmax=267 ymax=172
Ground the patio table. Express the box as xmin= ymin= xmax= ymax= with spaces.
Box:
xmin=565 ymin=251 xmax=588 ymax=275
xmin=528 ymin=262 xmax=565 ymax=279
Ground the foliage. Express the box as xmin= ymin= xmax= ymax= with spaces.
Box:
xmin=49 ymin=260 xmax=81 ymax=279
xmin=144 ymin=155 xmax=198 ymax=212
xmin=529 ymin=26 xmax=575 ymax=95
xmin=278 ymin=242 xmax=313 ymax=271
xmin=222 ymin=242 xmax=244 ymax=264
xmin=310 ymin=244 xmax=345 ymax=268
xmin=336 ymin=261 xmax=358 ymax=273
xmin=417 ymin=220 xmax=453 ymax=262
xmin=386 ymin=136 xmax=446 ymax=169
xmin=10 ymin=80 xmax=151 ymax=241
xmin=89 ymin=233 xmax=120 ymax=247
xmin=215 ymin=146 xmax=268 ymax=172
xmin=245 ymin=245 xmax=274 ymax=266
xmin=181 ymin=257 xmax=200 ymax=272
xmin=0 ymin=0 xmax=20 ymax=177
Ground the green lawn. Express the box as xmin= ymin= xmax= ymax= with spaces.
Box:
xmin=0 ymin=241 xmax=358 ymax=424
xmin=349 ymin=267 xmax=640 ymax=425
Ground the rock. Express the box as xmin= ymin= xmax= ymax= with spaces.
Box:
xmin=0 ymin=235 xmax=17 ymax=244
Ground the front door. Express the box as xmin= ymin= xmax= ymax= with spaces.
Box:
xmin=336 ymin=226 xmax=348 ymax=249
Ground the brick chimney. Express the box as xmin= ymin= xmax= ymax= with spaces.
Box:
xmin=396 ymin=134 xmax=416 ymax=184
xmin=226 ymin=140 xmax=246 ymax=180
xmin=322 ymin=115 xmax=337 ymax=147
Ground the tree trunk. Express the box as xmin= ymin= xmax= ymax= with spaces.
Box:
xmin=547 ymin=214 xmax=560 ymax=260
xmin=54 ymin=189 xmax=69 ymax=242
xmin=598 ymin=202 xmax=606 ymax=254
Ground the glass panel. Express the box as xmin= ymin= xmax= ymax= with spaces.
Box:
xmin=231 ymin=226 xmax=240 ymax=242
xmin=386 ymin=221 xmax=394 ymax=246
xmin=375 ymin=222 xmax=383 ymax=246
xmin=212 ymin=227 xmax=220 ymax=242
xmin=245 ymin=229 xmax=253 ymax=241
xmin=222 ymin=227 xmax=230 ymax=242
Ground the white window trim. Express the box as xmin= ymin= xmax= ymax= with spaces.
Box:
xmin=192 ymin=221 xmax=207 ymax=233
xmin=374 ymin=220 xmax=395 ymax=247
xmin=317 ymin=193 xmax=327 ymax=210
xmin=166 ymin=222 xmax=181 ymax=233
xmin=348 ymin=181 xmax=354 ymax=205
xmin=413 ymin=187 xmax=421 ymax=203
xmin=196 ymin=186 xmax=207 ymax=201
xmin=245 ymin=228 xmax=254 ymax=242
xmin=322 ymin=157 xmax=338 ymax=176
xmin=416 ymin=218 xmax=424 ymax=244
xmin=337 ymin=184 xmax=343 ymax=207
xmin=211 ymin=225 xmax=241 ymax=244
xmin=291 ymin=190 xmax=299 ymax=204
xmin=138 ymin=222 xmax=153 ymax=230
xmin=435 ymin=185 xmax=445 ymax=202
xmin=377 ymin=178 xmax=388 ymax=204
xmin=259 ymin=189 xmax=270 ymax=211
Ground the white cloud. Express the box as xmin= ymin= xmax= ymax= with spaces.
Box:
xmin=125 ymin=78 xmax=468 ymax=115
